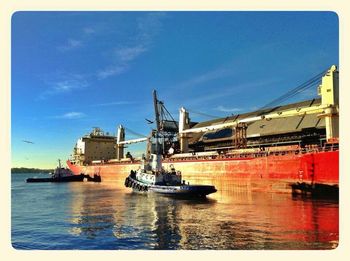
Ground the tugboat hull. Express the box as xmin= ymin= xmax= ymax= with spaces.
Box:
xmin=26 ymin=174 xmax=85 ymax=183
xmin=125 ymin=176 xmax=217 ymax=197
xmin=148 ymin=184 xmax=217 ymax=198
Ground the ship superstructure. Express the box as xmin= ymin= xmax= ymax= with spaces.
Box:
xmin=71 ymin=127 xmax=117 ymax=165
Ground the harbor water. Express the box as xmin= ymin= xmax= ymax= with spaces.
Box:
xmin=11 ymin=173 xmax=338 ymax=250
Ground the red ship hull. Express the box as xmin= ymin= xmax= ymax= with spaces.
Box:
xmin=67 ymin=150 xmax=338 ymax=196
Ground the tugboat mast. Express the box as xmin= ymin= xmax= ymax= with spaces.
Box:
xmin=58 ymin=159 xmax=61 ymax=178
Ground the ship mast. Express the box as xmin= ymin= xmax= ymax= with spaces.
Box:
xmin=153 ymin=90 xmax=161 ymax=132
xmin=151 ymin=90 xmax=179 ymax=157
xmin=153 ymin=90 xmax=160 ymax=155
xmin=152 ymin=90 xmax=163 ymax=172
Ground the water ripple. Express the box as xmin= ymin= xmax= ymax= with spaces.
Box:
xmin=11 ymin=173 xmax=338 ymax=250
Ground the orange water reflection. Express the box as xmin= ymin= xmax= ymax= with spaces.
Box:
xmin=67 ymin=176 xmax=338 ymax=249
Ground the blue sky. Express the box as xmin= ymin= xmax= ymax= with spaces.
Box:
xmin=11 ymin=11 xmax=338 ymax=168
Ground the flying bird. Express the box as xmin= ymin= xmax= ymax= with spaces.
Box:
xmin=22 ymin=140 xmax=34 ymax=144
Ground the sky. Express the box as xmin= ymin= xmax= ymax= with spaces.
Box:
xmin=11 ymin=11 xmax=339 ymax=169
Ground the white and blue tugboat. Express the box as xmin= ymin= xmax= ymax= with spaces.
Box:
xmin=124 ymin=154 xmax=216 ymax=197
xmin=124 ymin=90 xmax=216 ymax=198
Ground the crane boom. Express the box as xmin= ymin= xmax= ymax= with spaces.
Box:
xmin=117 ymin=137 xmax=148 ymax=145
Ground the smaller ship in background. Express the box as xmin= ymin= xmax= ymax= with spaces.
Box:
xmin=26 ymin=160 xmax=100 ymax=183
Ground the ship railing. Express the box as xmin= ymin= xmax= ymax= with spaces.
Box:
xmin=322 ymin=143 xmax=339 ymax=152
xmin=296 ymin=144 xmax=338 ymax=154
xmin=165 ymin=144 xmax=338 ymax=162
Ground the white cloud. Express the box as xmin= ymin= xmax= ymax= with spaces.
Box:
xmin=115 ymin=46 xmax=147 ymax=62
xmin=68 ymin=39 xmax=81 ymax=47
xmin=53 ymin=79 xmax=87 ymax=92
xmin=58 ymin=25 xmax=97 ymax=52
xmin=90 ymin=101 xmax=135 ymax=107
xmin=216 ymin=106 xmax=242 ymax=113
xmin=97 ymin=45 xmax=147 ymax=79
xmin=58 ymin=39 xmax=82 ymax=52
xmin=39 ymin=73 xmax=90 ymax=100
xmin=97 ymin=12 xmax=167 ymax=80
xmin=136 ymin=12 xmax=166 ymax=44
xmin=54 ymin=112 xmax=86 ymax=119
xmin=172 ymin=68 xmax=233 ymax=91
xmin=97 ymin=65 xmax=128 ymax=80
xmin=175 ymin=78 xmax=281 ymax=110
xmin=83 ymin=27 xmax=95 ymax=35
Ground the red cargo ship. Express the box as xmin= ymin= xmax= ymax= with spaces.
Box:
xmin=67 ymin=66 xmax=339 ymax=197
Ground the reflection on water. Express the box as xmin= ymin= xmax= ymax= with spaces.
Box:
xmin=12 ymin=173 xmax=338 ymax=250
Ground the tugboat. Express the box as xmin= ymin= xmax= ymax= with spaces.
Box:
xmin=124 ymin=154 xmax=217 ymax=197
xmin=124 ymin=90 xmax=217 ymax=198
xmin=26 ymin=159 xmax=87 ymax=183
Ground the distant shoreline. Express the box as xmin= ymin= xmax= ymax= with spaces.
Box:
xmin=11 ymin=167 xmax=54 ymax=174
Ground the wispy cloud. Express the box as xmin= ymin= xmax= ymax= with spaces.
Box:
xmin=172 ymin=68 xmax=234 ymax=91
xmin=182 ymin=78 xmax=281 ymax=108
xmin=97 ymin=65 xmax=128 ymax=80
xmin=90 ymin=101 xmax=135 ymax=107
xmin=39 ymin=73 xmax=90 ymax=100
xmin=97 ymin=12 xmax=167 ymax=79
xmin=44 ymin=13 xmax=167 ymax=98
xmin=58 ymin=39 xmax=82 ymax=52
xmin=184 ymin=87 xmax=241 ymax=108
xmin=57 ymin=24 xmax=98 ymax=53
xmin=97 ymin=45 xmax=147 ymax=79
xmin=115 ymin=46 xmax=147 ymax=62
xmin=83 ymin=27 xmax=95 ymax=35
xmin=136 ymin=12 xmax=166 ymax=44
xmin=53 ymin=112 xmax=86 ymax=119
xmin=215 ymin=106 xmax=242 ymax=113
